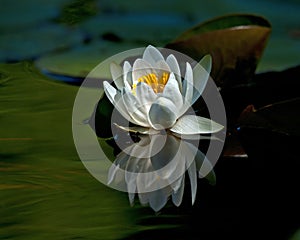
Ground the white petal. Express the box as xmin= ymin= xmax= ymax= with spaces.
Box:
xmin=139 ymin=170 xmax=159 ymax=191
xmin=196 ymin=151 xmax=215 ymax=183
xmin=162 ymin=72 xmax=183 ymax=109
xmin=123 ymin=61 xmax=132 ymax=86
xmin=106 ymin=161 xmax=127 ymax=190
xmin=110 ymin=62 xmax=124 ymax=90
xmin=142 ymin=45 xmax=164 ymax=66
xmin=171 ymin=174 xmax=184 ymax=193
xmin=103 ymin=84 xmax=133 ymax=124
xmin=132 ymin=58 xmax=154 ymax=84
xmin=171 ymin=132 xmax=223 ymax=141
xmin=122 ymin=88 xmax=150 ymax=127
xmin=148 ymin=97 xmax=178 ymax=130
xmin=124 ymin=79 xmax=132 ymax=91
xmin=186 ymin=142 xmax=216 ymax=184
xmin=107 ymin=163 xmax=120 ymax=185
xmin=153 ymin=60 xmax=170 ymax=80
xmin=127 ymin=158 xmax=152 ymax=193
xmin=103 ymin=81 xmax=117 ymax=104
xmin=135 ymin=82 xmax=157 ymax=113
xmin=136 ymin=160 xmax=156 ymax=193
xmin=128 ymin=192 xmax=135 ymax=206
xmin=103 ymin=81 xmax=150 ymax=127
xmin=125 ymin=157 xmax=139 ymax=185
xmin=192 ymin=55 xmax=212 ymax=104
xmin=148 ymin=187 xmax=171 ymax=212
xmin=179 ymin=62 xmax=194 ymax=116
xmin=172 ymin=175 xmax=185 ymax=207
xmin=187 ymin=160 xmax=197 ymax=205
xmin=126 ymin=170 xmax=138 ymax=194
xmin=138 ymin=192 xmax=150 ymax=205
xmin=166 ymin=54 xmax=182 ymax=92
xmin=114 ymin=149 xmax=131 ymax=168
xmin=170 ymin=115 xmax=224 ymax=134
xmin=184 ymin=62 xmax=193 ymax=103
xmin=113 ymin=90 xmax=133 ymax=122
xmin=150 ymin=133 xmax=182 ymax=179
xmin=128 ymin=141 xmax=152 ymax=160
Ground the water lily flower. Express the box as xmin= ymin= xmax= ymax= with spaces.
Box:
xmin=103 ymin=45 xmax=223 ymax=134
xmin=107 ymin=133 xmax=216 ymax=212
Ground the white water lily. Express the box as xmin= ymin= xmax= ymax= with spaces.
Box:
xmin=107 ymin=133 xmax=216 ymax=212
xmin=103 ymin=45 xmax=223 ymax=134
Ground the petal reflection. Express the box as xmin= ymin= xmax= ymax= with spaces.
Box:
xmin=107 ymin=133 xmax=215 ymax=212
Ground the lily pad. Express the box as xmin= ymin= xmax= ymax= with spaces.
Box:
xmin=79 ymin=13 xmax=189 ymax=45
xmin=166 ymin=14 xmax=271 ymax=89
xmin=0 ymin=0 xmax=70 ymax=31
xmin=34 ymin=41 xmax=144 ymax=81
xmin=0 ymin=24 xmax=84 ymax=62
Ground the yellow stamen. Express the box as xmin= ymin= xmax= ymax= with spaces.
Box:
xmin=161 ymin=72 xmax=169 ymax=85
xmin=135 ymin=72 xmax=170 ymax=93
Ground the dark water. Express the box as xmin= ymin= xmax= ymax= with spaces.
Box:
xmin=1 ymin=0 xmax=300 ymax=239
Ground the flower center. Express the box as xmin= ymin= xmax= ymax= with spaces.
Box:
xmin=133 ymin=72 xmax=170 ymax=93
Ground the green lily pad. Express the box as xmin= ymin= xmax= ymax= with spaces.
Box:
xmin=0 ymin=24 xmax=84 ymax=62
xmin=166 ymin=14 xmax=271 ymax=89
xmin=34 ymin=41 xmax=144 ymax=80
xmin=0 ymin=0 xmax=70 ymax=31
xmin=80 ymin=13 xmax=189 ymax=45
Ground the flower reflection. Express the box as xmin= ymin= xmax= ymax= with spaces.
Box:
xmin=107 ymin=133 xmax=216 ymax=212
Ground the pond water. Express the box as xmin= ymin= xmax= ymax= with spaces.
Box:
xmin=1 ymin=0 xmax=300 ymax=239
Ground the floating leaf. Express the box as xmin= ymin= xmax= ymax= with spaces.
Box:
xmin=0 ymin=0 xmax=69 ymax=31
xmin=80 ymin=13 xmax=189 ymax=45
xmin=166 ymin=14 xmax=271 ymax=89
xmin=34 ymin=41 xmax=143 ymax=81
xmin=0 ymin=24 xmax=84 ymax=62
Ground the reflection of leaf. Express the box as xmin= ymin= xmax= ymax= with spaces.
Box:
xmin=92 ymin=94 xmax=114 ymax=138
xmin=221 ymin=65 xmax=300 ymax=125
xmin=238 ymin=98 xmax=300 ymax=137
xmin=237 ymin=99 xmax=300 ymax=210
xmin=166 ymin=14 xmax=271 ymax=89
